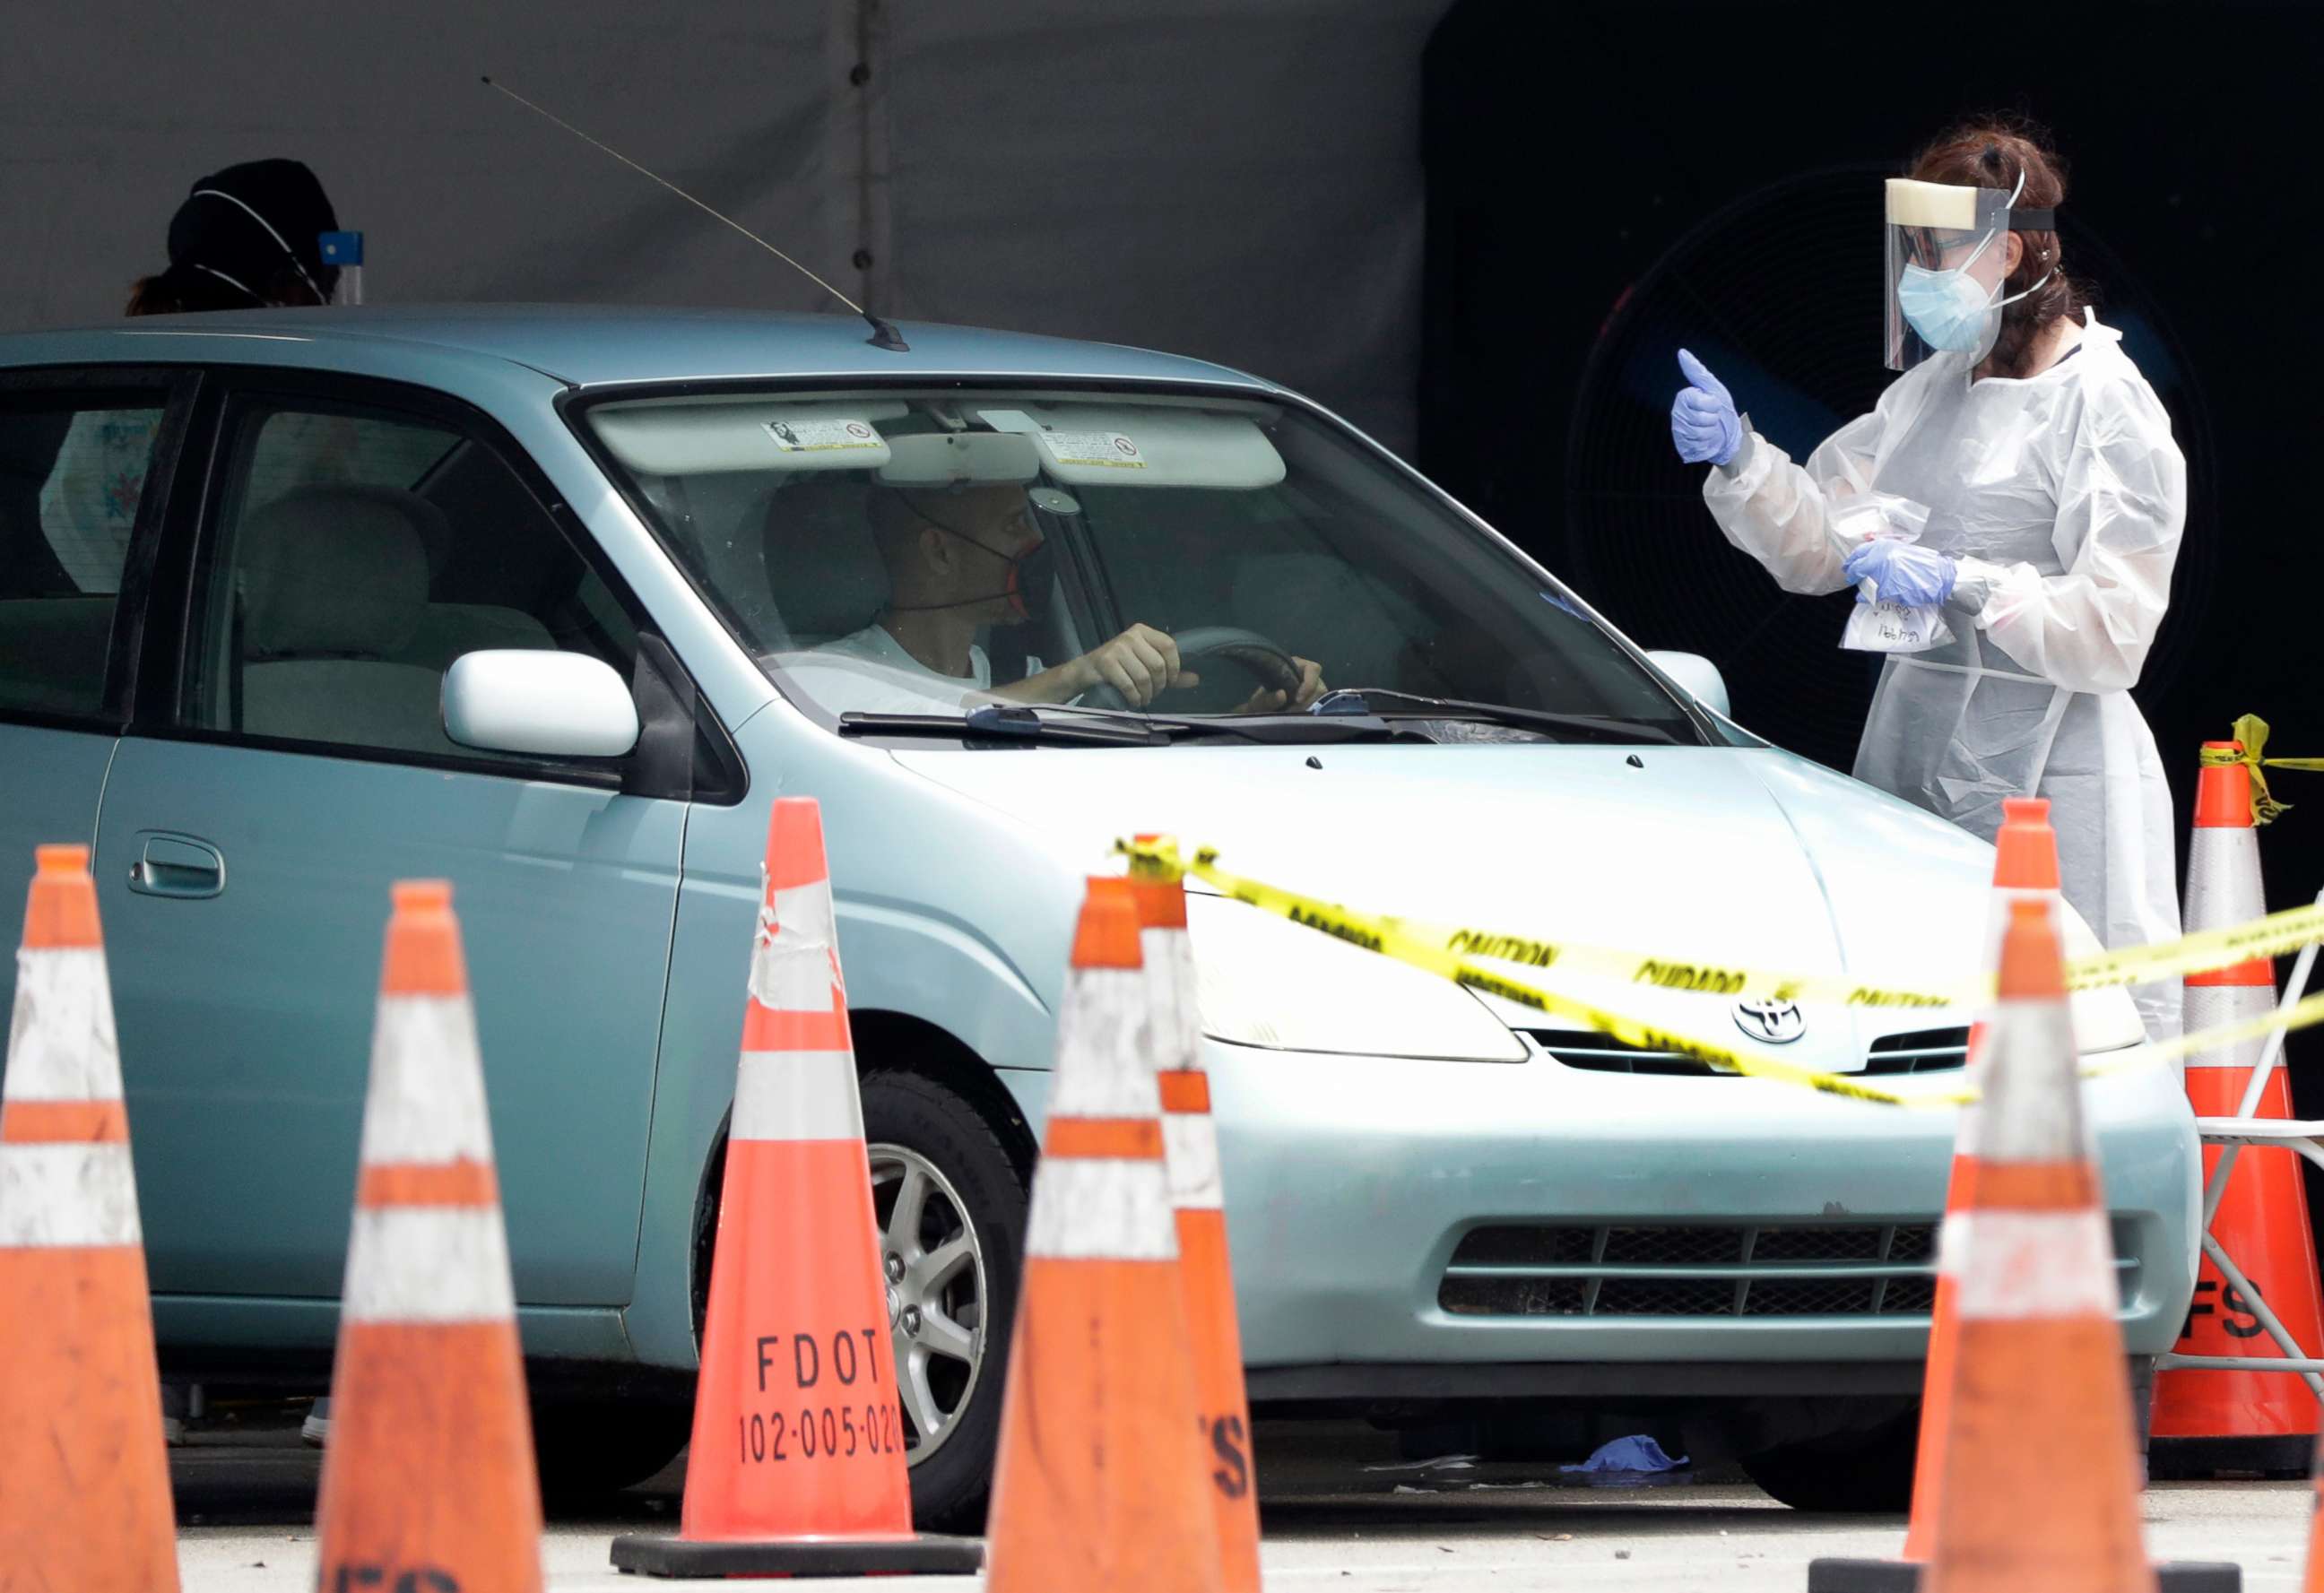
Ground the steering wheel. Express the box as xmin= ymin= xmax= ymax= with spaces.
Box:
xmin=1080 ymin=625 xmax=1304 ymax=712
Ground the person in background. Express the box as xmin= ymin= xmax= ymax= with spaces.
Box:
xmin=1669 ymin=119 xmax=2187 ymax=1040
xmin=39 ymin=160 xmax=346 ymax=598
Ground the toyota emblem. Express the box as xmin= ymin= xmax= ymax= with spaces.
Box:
xmin=1732 ymin=1000 xmax=1806 ymax=1045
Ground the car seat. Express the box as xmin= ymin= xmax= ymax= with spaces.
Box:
xmin=748 ymin=478 xmax=890 ymax=647
xmin=236 ymin=485 xmax=461 ymax=755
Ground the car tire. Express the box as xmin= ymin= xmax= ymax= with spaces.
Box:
xmin=859 ymin=1068 xmax=1028 ymax=1535
xmin=1739 ymin=1406 xmax=1919 ymax=1512
xmin=532 ymin=1398 xmax=694 ymax=1503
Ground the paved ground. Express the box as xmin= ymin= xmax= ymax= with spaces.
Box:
xmin=172 ymin=1417 xmax=2311 ymax=1591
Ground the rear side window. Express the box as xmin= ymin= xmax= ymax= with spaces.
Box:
xmin=181 ymin=396 xmax=639 ymax=765
xmin=0 ymin=391 xmax=168 ymax=719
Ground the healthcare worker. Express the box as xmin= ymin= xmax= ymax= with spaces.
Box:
xmin=40 ymin=160 xmax=348 ymax=593
xmin=1669 ymin=123 xmax=2187 ymax=1038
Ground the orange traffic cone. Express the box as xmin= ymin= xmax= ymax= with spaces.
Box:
xmin=0 ymin=845 xmax=178 ymax=1591
xmin=611 ymin=798 xmax=980 ymax=1577
xmin=312 ymin=881 xmax=543 ymax=1593
xmin=2152 ymin=740 xmax=2324 ymax=1476
xmin=1128 ymin=841 xmax=1262 ymax=1593
xmin=984 ymin=878 xmax=1225 ymax=1593
xmin=1925 ymin=897 xmax=2160 ymax=1593
xmin=1811 ymin=799 xmax=2060 ymax=1593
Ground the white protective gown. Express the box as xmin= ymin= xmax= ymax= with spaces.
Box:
xmin=1702 ymin=310 xmax=2189 ymax=1037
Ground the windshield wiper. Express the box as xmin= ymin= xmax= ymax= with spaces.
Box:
xmin=839 ymin=706 xmax=1167 ymax=746
xmin=1307 ymin=688 xmax=1690 ymax=746
xmin=1042 ymin=704 xmax=1423 ymax=745
xmin=839 ymin=702 xmax=1424 ymax=747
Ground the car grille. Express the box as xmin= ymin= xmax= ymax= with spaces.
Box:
xmin=1438 ymin=1218 xmax=2138 ymax=1319
xmin=1527 ymin=1026 xmax=1970 ymax=1078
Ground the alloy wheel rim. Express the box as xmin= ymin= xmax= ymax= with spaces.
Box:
xmin=866 ymin=1143 xmax=988 ymax=1466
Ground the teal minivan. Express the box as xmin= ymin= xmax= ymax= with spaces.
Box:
xmin=0 ymin=307 xmax=2196 ymax=1521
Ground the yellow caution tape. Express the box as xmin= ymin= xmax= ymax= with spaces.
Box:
xmin=2203 ymin=713 xmax=2324 ymax=827
xmin=1116 ymin=836 xmax=2324 ymax=1109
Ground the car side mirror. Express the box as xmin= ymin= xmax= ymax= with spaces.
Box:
xmin=1646 ymin=650 xmax=1730 ymax=720
xmin=442 ymin=650 xmax=640 ymax=758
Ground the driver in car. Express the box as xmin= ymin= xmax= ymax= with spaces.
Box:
xmin=811 ymin=481 xmax=1327 ymax=714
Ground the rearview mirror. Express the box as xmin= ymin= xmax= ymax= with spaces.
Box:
xmin=442 ymin=650 xmax=639 ymax=758
xmin=1646 ymin=650 xmax=1730 ymax=719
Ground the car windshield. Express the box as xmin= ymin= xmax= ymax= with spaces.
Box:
xmin=581 ymin=386 xmax=1701 ymax=744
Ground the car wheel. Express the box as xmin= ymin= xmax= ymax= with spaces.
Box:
xmin=860 ymin=1069 xmax=1028 ymax=1533
xmin=531 ymin=1398 xmax=693 ymax=1503
xmin=1739 ymin=1406 xmax=1919 ymax=1512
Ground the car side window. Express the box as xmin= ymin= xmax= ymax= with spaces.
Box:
xmin=183 ymin=395 xmax=639 ymax=763
xmin=0 ymin=389 xmax=169 ymax=720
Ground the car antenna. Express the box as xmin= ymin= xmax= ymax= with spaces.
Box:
xmin=481 ymin=75 xmax=910 ymax=352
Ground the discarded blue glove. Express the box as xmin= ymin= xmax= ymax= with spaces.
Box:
xmin=1561 ymin=1433 xmax=1689 ymax=1475
xmin=1843 ymin=538 xmax=1957 ymax=606
xmin=1669 ymin=349 xmax=1742 ymax=467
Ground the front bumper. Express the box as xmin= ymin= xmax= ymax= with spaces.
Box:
xmin=1205 ymin=1037 xmax=2199 ymax=1394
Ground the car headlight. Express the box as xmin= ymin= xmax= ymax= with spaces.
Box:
xmin=1185 ymin=893 xmax=1527 ymax=1061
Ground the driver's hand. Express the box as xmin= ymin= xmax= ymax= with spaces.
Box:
xmin=1237 ymin=656 xmax=1326 ymax=714
xmin=1075 ymin=623 xmax=1196 ymax=708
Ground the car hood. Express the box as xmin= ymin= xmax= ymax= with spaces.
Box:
xmin=887 ymin=740 xmax=2042 ymax=1060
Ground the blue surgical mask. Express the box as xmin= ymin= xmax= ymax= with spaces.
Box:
xmin=1896 ymin=263 xmax=1999 ymax=353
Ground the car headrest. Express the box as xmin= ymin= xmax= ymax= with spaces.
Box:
xmin=754 ymin=479 xmax=889 ymax=642
xmin=240 ymin=485 xmax=435 ymax=658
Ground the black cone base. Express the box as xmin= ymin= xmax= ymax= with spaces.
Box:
xmin=610 ymin=1530 xmax=985 ymax=1578
xmin=2149 ymin=1433 xmax=2314 ymax=1480
xmin=1808 ymin=1559 xmax=2240 ymax=1592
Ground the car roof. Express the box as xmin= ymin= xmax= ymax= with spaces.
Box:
xmin=0 ymin=304 xmax=1281 ymax=394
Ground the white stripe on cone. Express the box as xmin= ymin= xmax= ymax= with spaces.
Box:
xmin=1941 ymin=1208 xmax=2119 ymax=1320
xmin=1959 ymin=997 xmax=2086 ymax=1164
xmin=1162 ymin=1113 xmax=1224 ymax=1211
xmin=2181 ymin=984 xmax=2273 ymax=1070
xmin=1050 ymin=968 xmax=1162 ymax=1119
xmin=1138 ymin=927 xmax=1203 ymax=1063
xmin=4 ymin=949 xmax=124 ymax=1102
xmin=750 ymin=879 xmax=841 ymax=1014
xmin=358 ymin=997 xmax=496 ymax=1165
xmin=0 ymin=1142 xmax=142 ymax=1246
xmin=1025 ymin=1157 xmax=1177 ymax=1261
xmin=733 ymin=1050 xmax=865 ymax=1141
xmin=2186 ymin=827 xmax=2264 ymax=930
xmin=342 ymin=1207 xmax=518 ymax=1324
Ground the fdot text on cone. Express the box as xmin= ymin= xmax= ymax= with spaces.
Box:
xmin=984 ymin=876 xmax=1226 ymax=1593
xmin=1129 ymin=836 xmax=1262 ymax=1593
xmin=611 ymin=796 xmax=980 ymax=1578
xmin=312 ymin=880 xmax=544 ymax=1593
xmin=0 ymin=844 xmax=179 ymax=1593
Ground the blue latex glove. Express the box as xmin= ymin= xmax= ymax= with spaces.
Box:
xmin=1843 ymin=539 xmax=1958 ymax=606
xmin=1669 ymin=349 xmax=1742 ymax=466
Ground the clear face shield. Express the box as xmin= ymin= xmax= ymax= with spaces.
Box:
xmin=1882 ymin=177 xmax=2054 ymax=371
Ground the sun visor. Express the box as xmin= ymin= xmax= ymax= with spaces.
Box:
xmin=974 ymin=405 xmax=1287 ymax=489
xmin=592 ymin=398 xmax=907 ymax=474
xmin=1885 ymin=178 xmax=1982 ymax=229
xmin=874 ymin=431 xmax=1042 ymax=488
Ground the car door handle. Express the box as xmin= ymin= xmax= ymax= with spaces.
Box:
xmin=126 ymin=833 xmax=226 ymax=899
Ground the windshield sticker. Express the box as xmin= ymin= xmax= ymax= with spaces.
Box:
xmin=1036 ymin=429 xmax=1146 ymax=470
xmin=766 ymin=418 xmax=884 ymax=454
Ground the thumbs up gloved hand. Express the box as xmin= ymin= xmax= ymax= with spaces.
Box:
xmin=1669 ymin=349 xmax=1743 ymax=467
